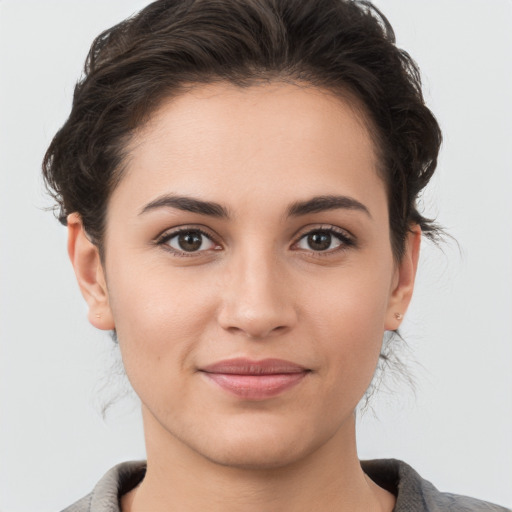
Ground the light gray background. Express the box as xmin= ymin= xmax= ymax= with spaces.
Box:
xmin=0 ymin=1 xmax=511 ymax=510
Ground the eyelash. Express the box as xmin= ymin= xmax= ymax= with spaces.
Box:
xmin=155 ymin=227 xmax=220 ymax=257
xmin=155 ymin=225 xmax=355 ymax=257
xmin=293 ymin=226 xmax=356 ymax=256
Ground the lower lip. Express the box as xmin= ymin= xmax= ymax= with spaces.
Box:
xmin=202 ymin=372 xmax=308 ymax=400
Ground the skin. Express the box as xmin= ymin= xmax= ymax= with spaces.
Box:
xmin=68 ymin=82 xmax=420 ymax=512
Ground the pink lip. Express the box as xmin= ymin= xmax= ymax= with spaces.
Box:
xmin=200 ymin=358 xmax=310 ymax=400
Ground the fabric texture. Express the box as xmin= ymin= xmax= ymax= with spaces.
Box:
xmin=61 ymin=459 xmax=510 ymax=511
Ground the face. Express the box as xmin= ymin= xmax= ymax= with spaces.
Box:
xmin=70 ymin=82 xmax=418 ymax=470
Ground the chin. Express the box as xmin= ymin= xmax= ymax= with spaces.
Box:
xmin=200 ymin=438 xmax=311 ymax=471
xmin=183 ymin=417 xmax=324 ymax=471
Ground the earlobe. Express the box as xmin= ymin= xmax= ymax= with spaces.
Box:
xmin=67 ymin=213 xmax=115 ymax=330
xmin=385 ymin=225 xmax=421 ymax=331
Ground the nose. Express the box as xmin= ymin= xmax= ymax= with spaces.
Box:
xmin=217 ymin=250 xmax=297 ymax=339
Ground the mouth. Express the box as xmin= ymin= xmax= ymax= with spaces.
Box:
xmin=199 ymin=358 xmax=310 ymax=400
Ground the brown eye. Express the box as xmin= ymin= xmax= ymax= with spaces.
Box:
xmin=295 ymin=229 xmax=351 ymax=252
xmin=307 ymin=232 xmax=332 ymax=251
xmin=166 ymin=230 xmax=216 ymax=253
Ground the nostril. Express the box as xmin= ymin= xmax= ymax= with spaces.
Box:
xmin=221 ymin=319 xmax=291 ymax=340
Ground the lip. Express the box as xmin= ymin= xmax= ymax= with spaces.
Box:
xmin=199 ymin=358 xmax=310 ymax=400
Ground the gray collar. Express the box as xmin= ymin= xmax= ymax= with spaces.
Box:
xmin=61 ymin=459 xmax=510 ymax=511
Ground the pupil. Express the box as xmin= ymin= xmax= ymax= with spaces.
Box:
xmin=308 ymin=232 xmax=331 ymax=251
xmin=179 ymin=232 xmax=202 ymax=251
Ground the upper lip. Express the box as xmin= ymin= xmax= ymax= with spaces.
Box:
xmin=200 ymin=358 xmax=309 ymax=375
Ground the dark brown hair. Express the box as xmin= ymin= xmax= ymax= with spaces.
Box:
xmin=43 ymin=0 xmax=442 ymax=260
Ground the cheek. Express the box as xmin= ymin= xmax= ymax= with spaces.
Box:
xmin=106 ymin=260 xmax=218 ymax=377
xmin=303 ymin=259 xmax=392 ymax=336
xmin=301 ymin=263 xmax=393 ymax=387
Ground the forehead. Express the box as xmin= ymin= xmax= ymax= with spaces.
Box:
xmin=113 ymin=81 xmax=385 ymax=217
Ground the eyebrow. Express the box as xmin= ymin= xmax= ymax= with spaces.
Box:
xmin=287 ymin=195 xmax=371 ymax=218
xmin=139 ymin=193 xmax=370 ymax=219
xmin=139 ymin=194 xmax=230 ymax=218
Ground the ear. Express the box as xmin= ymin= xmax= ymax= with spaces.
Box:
xmin=67 ymin=213 xmax=115 ymax=330
xmin=385 ymin=225 xmax=421 ymax=330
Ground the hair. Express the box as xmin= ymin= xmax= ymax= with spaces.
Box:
xmin=42 ymin=0 xmax=442 ymax=261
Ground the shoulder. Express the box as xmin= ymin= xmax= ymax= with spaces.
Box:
xmin=60 ymin=461 xmax=146 ymax=512
xmin=361 ymin=459 xmax=511 ymax=512
xmin=60 ymin=458 xmax=509 ymax=512
xmin=61 ymin=494 xmax=91 ymax=512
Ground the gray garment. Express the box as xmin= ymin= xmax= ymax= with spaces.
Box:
xmin=61 ymin=459 xmax=510 ymax=511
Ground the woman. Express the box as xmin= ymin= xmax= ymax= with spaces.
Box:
xmin=38 ymin=0 xmax=509 ymax=511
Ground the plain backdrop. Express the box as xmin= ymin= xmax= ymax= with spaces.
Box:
xmin=0 ymin=0 xmax=511 ymax=510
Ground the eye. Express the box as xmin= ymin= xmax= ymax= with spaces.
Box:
xmin=162 ymin=229 xmax=218 ymax=254
xmin=295 ymin=228 xmax=353 ymax=252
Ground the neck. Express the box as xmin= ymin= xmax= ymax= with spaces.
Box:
xmin=122 ymin=409 xmax=395 ymax=512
